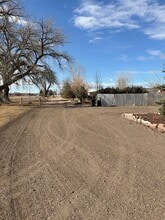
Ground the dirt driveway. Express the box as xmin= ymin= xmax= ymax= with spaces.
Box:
xmin=0 ymin=105 xmax=165 ymax=220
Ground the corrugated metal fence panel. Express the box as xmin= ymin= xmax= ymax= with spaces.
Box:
xmin=97 ymin=93 xmax=165 ymax=106
xmin=97 ymin=94 xmax=115 ymax=106
xmin=147 ymin=93 xmax=165 ymax=105
xmin=114 ymin=94 xmax=147 ymax=106
xmin=134 ymin=93 xmax=148 ymax=106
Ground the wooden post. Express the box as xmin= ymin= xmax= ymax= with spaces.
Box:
xmin=39 ymin=97 xmax=41 ymax=106
xmin=20 ymin=97 xmax=23 ymax=105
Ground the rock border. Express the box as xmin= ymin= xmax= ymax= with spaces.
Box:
xmin=122 ymin=113 xmax=165 ymax=133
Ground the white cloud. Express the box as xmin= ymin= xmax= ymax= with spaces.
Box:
xmin=73 ymin=0 xmax=165 ymax=40
xmin=119 ymin=54 xmax=131 ymax=61
xmin=120 ymin=50 xmax=165 ymax=62
xmin=136 ymin=56 xmax=148 ymax=61
xmin=74 ymin=16 xmax=98 ymax=29
xmin=89 ymin=36 xmax=102 ymax=43
xmin=147 ymin=49 xmax=165 ymax=59
xmin=144 ymin=26 xmax=165 ymax=40
xmin=147 ymin=49 xmax=161 ymax=56
xmin=73 ymin=0 xmax=140 ymax=31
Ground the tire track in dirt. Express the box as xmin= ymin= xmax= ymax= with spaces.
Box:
xmin=36 ymin=107 xmax=102 ymax=186
xmin=9 ymin=119 xmax=35 ymax=220
xmin=95 ymin=109 xmax=165 ymax=219
xmin=57 ymin=109 xmax=125 ymax=219
xmin=0 ymin=106 xmax=165 ymax=219
xmin=37 ymin=108 xmax=105 ymax=219
xmin=13 ymin=107 xmax=91 ymax=219
xmin=0 ymin=110 xmax=39 ymax=220
xmin=63 ymin=107 xmax=165 ymax=219
xmin=30 ymin=107 xmax=112 ymax=219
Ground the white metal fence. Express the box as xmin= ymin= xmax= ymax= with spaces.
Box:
xmin=97 ymin=93 xmax=165 ymax=106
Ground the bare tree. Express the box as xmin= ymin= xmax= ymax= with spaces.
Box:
xmin=30 ymin=64 xmax=58 ymax=97
xmin=0 ymin=0 xmax=22 ymax=17
xmin=94 ymin=71 xmax=102 ymax=91
xmin=0 ymin=0 xmax=24 ymax=102
xmin=0 ymin=0 xmax=71 ymax=103
xmin=69 ymin=63 xmax=89 ymax=103
xmin=116 ymin=73 xmax=130 ymax=89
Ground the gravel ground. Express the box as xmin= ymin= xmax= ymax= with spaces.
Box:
xmin=0 ymin=105 xmax=165 ymax=220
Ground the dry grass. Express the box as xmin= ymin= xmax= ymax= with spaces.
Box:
xmin=0 ymin=105 xmax=32 ymax=128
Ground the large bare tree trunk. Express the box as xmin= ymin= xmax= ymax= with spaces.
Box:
xmin=79 ymin=98 xmax=83 ymax=104
xmin=3 ymin=85 xmax=10 ymax=103
xmin=0 ymin=90 xmax=3 ymax=103
xmin=42 ymin=88 xmax=49 ymax=97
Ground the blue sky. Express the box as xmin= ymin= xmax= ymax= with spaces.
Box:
xmin=19 ymin=0 xmax=165 ymax=90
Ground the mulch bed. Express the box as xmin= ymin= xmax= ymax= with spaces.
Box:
xmin=133 ymin=113 xmax=165 ymax=125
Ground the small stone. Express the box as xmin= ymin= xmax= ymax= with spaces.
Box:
xmin=158 ymin=123 xmax=165 ymax=132
xmin=150 ymin=123 xmax=158 ymax=129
